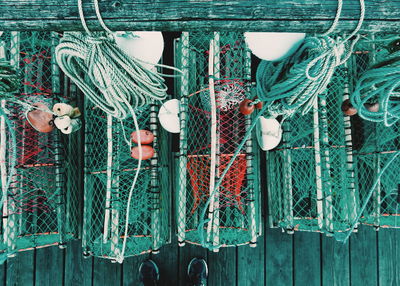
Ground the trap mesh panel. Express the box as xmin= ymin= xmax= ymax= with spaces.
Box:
xmin=351 ymin=36 xmax=400 ymax=229
xmin=0 ymin=31 xmax=80 ymax=257
xmin=267 ymin=61 xmax=358 ymax=235
xmin=83 ymin=101 xmax=170 ymax=260
xmin=176 ymin=32 xmax=261 ymax=248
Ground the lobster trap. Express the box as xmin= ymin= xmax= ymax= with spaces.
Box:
xmin=266 ymin=63 xmax=359 ymax=236
xmin=0 ymin=31 xmax=81 ymax=258
xmin=175 ymin=32 xmax=261 ymax=249
xmin=266 ymin=34 xmax=400 ymax=237
xmin=351 ymin=36 xmax=400 ymax=229
xmin=82 ymin=101 xmax=170 ymax=260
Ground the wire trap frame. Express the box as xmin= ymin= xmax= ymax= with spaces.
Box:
xmin=350 ymin=35 xmax=400 ymax=229
xmin=0 ymin=31 xmax=81 ymax=259
xmin=82 ymin=101 xmax=170 ymax=261
xmin=266 ymin=61 xmax=360 ymax=237
xmin=175 ymin=32 xmax=261 ymax=250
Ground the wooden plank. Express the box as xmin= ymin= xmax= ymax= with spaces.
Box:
xmin=93 ymin=257 xmax=121 ymax=286
xmin=151 ymin=244 xmax=179 ymax=286
xmin=210 ymin=247 xmax=237 ymax=286
xmin=0 ymin=262 xmax=4 ymax=286
xmin=64 ymin=240 xmax=93 ymax=286
xmin=6 ymin=251 xmax=35 ymax=286
xmin=294 ymin=232 xmax=321 ymax=286
xmin=265 ymin=228 xmax=293 ymax=286
xmin=321 ymin=236 xmax=350 ymax=286
xmin=178 ymin=244 xmax=207 ymax=286
xmin=350 ymin=226 xmax=378 ymax=286
xmin=0 ymin=0 xmax=399 ymax=32
xmin=238 ymin=242 xmax=264 ymax=286
xmin=35 ymin=247 xmax=64 ymax=286
xmin=122 ymin=255 xmax=143 ymax=286
xmin=378 ymin=229 xmax=399 ymax=286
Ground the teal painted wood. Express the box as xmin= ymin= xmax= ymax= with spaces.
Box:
xmin=0 ymin=263 xmax=4 ymax=286
xmin=209 ymin=247 xmax=237 ymax=286
xmin=122 ymin=255 xmax=143 ymax=286
xmin=35 ymin=247 xmax=64 ymax=286
xmin=93 ymin=258 xmax=121 ymax=286
xmin=350 ymin=226 xmax=378 ymax=286
xmin=1 ymin=0 xmax=400 ymax=32
xmin=294 ymin=232 xmax=321 ymax=286
xmin=178 ymin=244 xmax=207 ymax=286
xmin=238 ymin=242 xmax=265 ymax=286
xmin=321 ymin=237 xmax=350 ymax=286
xmin=6 ymin=252 xmax=34 ymax=286
xmin=64 ymin=240 xmax=93 ymax=286
xmin=265 ymin=228 xmax=293 ymax=286
xmin=378 ymin=229 xmax=399 ymax=286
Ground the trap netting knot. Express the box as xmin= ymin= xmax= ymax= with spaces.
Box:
xmin=176 ymin=32 xmax=261 ymax=250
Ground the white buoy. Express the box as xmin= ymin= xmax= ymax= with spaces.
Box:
xmin=244 ymin=32 xmax=306 ymax=61
xmin=256 ymin=116 xmax=282 ymax=151
xmin=114 ymin=31 xmax=164 ymax=70
xmin=158 ymin=99 xmax=180 ymax=133
xmin=54 ymin=115 xmax=71 ymax=130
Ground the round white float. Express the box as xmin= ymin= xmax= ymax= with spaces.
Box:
xmin=114 ymin=31 xmax=164 ymax=70
xmin=158 ymin=99 xmax=180 ymax=134
xmin=244 ymin=32 xmax=306 ymax=62
xmin=256 ymin=116 xmax=282 ymax=151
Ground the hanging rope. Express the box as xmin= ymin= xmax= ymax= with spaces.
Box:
xmin=350 ymin=49 xmax=400 ymax=127
xmin=256 ymin=0 xmax=365 ymax=119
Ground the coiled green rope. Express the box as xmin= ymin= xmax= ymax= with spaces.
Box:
xmin=350 ymin=50 xmax=400 ymax=127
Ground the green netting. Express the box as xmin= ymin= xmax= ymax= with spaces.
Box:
xmin=175 ymin=32 xmax=261 ymax=249
xmin=351 ymin=36 xmax=400 ymax=229
xmin=82 ymin=100 xmax=170 ymax=260
xmin=266 ymin=34 xmax=400 ymax=237
xmin=0 ymin=31 xmax=81 ymax=258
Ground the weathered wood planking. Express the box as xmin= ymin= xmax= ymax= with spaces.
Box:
xmin=378 ymin=229 xmax=399 ymax=286
xmin=350 ymin=226 xmax=378 ymax=286
xmin=0 ymin=0 xmax=399 ymax=32
xmin=93 ymin=258 xmax=122 ymax=286
xmin=64 ymin=240 xmax=93 ymax=286
xmin=321 ymin=237 xmax=350 ymax=286
xmin=294 ymin=232 xmax=321 ymax=286
xmin=35 ymin=247 xmax=65 ymax=286
xmin=6 ymin=251 xmax=34 ymax=286
xmin=210 ymin=247 xmax=237 ymax=286
xmin=178 ymin=244 xmax=208 ymax=286
xmin=265 ymin=228 xmax=293 ymax=286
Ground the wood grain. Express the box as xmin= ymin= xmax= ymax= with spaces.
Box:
xmin=322 ymin=236 xmax=350 ymax=286
xmin=93 ymin=257 xmax=121 ymax=286
xmin=294 ymin=232 xmax=321 ymax=286
xmin=64 ymin=240 xmax=93 ymax=286
xmin=378 ymin=229 xmax=399 ymax=286
xmin=0 ymin=0 xmax=399 ymax=32
xmin=6 ymin=251 xmax=34 ymax=286
xmin=35 ymin=247 xmax=64 ymax=286
xmin=210 ymin=247 xmax=237 ymax=286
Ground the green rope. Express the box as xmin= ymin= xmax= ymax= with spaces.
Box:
xmin=0 ymin=60 xmax=19 ymax=95
xmin=350 ymin=51 xmax=400 ymax=127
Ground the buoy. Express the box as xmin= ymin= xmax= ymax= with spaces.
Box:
xmin=341 ymin=99 xmax=357 ymax=116
xmin=131 ymin=145 xmax=155 ymax=160
xmin=239 ymin=99 xmax=255 ymax=115
xmin=26 ymin=103 xmax=54 ymax=133
xmin=158 ymin=99 xmax=180 ymax=133
xmin=54 ymin=116 xmax=71 ymax=130
xmin=256 ymin=116 xmax=282 ymax=151
xmin=244 ymin=32 xmax=306 ymax=61
xmin=61 ymin=118 xmax=82 ymax=134
xmin=114 ymin=31 xmax=164 ymax=70
xmin=365 ymin=102 xmax=379 ymax=112
xmin=131 ymin=130 xmax=155 ymax=144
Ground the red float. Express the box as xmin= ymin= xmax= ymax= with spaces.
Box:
xmin=341 ymin=99 xmax=357 ymax=116
xmin=239 ymin=99 xmax=255 ymax=115
xmin=130 ymin=145 xmax=155 ymax=160
xmin=131 ymin=130 xmax=155 ymax=144
xmin=26 ymin=103 xmax=54 ymax=133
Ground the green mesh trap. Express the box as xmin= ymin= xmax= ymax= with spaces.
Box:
xmin=175 ymin=32 xmax=261 ymax=249
xmin=266 ymin=34 xmax=400 ymax=237
xmin=0 ymin=31 xmax=81 ymax=258
xmin=82 ymin=101 xmax=170 ymax=260
xmin=351 ymin=36 xmax=400 ymax=229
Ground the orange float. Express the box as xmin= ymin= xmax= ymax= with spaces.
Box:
xmin=239 ymin=99 xmax=255 ymax=115
xmin=341 ymin=99 xmax=357 ymax=116
xmin=130 ymin=145 xmax=155 ymax=160
xmin=131 ymin=130 xmax=155 ymax=144
xmin=26 ymin=103 xmax=54 ymax=133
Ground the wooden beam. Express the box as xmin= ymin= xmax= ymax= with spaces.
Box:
xmin=0 ymin=0 xmax=399 ymax=32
